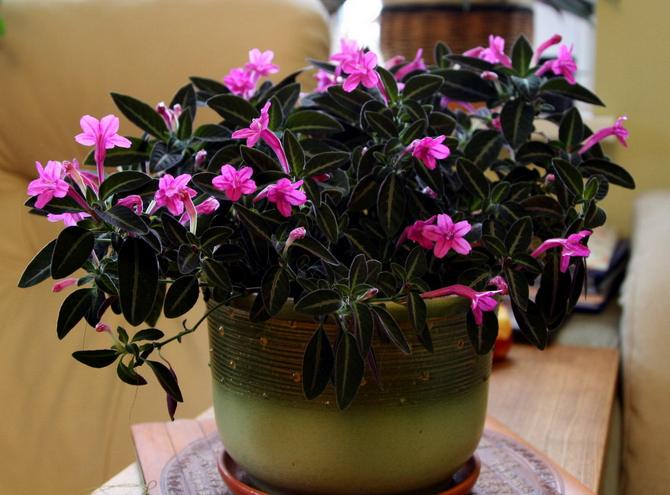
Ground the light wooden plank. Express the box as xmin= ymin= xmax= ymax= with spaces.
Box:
xmin=488 ymin=344 xmax=619 ymax=492
xmin=130 ymin=422 xmax=175 ymax=495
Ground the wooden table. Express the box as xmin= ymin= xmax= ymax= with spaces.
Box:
xmin=94 ymin=344 xmax=619 ymax=494
xmin=488 ymin=344 xmax=619 ymax=493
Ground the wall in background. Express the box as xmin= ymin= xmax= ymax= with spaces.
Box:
xmin=595 ymin=0 xmax=670 ymax=235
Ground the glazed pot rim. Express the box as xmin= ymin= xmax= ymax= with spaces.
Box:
xmin=216 ymin=294 xmax=470 ymax=323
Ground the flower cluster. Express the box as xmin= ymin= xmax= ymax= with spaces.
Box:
xmin=20 ymin=35 xmax=632 ymax=412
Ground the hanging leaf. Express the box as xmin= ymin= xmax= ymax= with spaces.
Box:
xmin=302 ymin=324 xmax=334 ymax=400
xmin=57 ymin=288 xmax=95 ymax=339
xmin=72 ymin=349 xmax=119 ymax=368
xmin=202 ymin=258 xmax=232 ymax=291
xmin=465 ymin=311 xmax=499 ymax=355
xmin=117 ymin=360 xmax=148 ymax=386
xmin=295 ymin=289 xmax=342 ymax=315
xmin=580 ymin=159 xmax=635 ymax=189
xmin=407 ymin=292 xmax=427 ymax=334
xmin=18 ymin=239 xmax=56 ymax=288
xmin=540 ymin=78 xmax=604 ymax=106
xmin=536 ymin=253 xmax=572 ymax=330
xmin=118 ymin=237 xmax=159 ymax=326
xmin=500 ymin=99 xmax=534 ymax=148
xmin=377 ymin=174 xmax=405 ymax=237
xmin=164 ymin=276 xmax=199 ymax=318
xmin=351 ymin=302 xmax=374 ymax=357
xmin=51 ymin=226 xmax=94 ymax=279
xmin=334 ymin=331 xmax=365 ymax=410
xmin=111 ymin=93 xmax=169 ymax=138
xmin=503 ymin=266 xmax=529 ymax=311
xmin=371 ymin=305 xmax=410 ymax=354
xmin=261 ymin=266 xmax=289 ymax=316
xmin=512 ymin=300 xmax=548 ymax=349
xmin=147 ymin=360 xmax=184 ymax=402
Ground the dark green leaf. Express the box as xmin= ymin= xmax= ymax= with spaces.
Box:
xmin=334 ymin=332 xmax=364 ymax=410
xmin=117 ymin=360 xmax=148 ymax=386
xmin=465 ymin=130 xmax=504 ymax=168
xmin=434 ymin=41 xmax=450 ymax=68
xmin=18 ymin=239 xmax=56 ymax=288
xmin=348 ymin=254 xmax=368 ymax=288
xmin=505 ymin=216 xmax=533 ymax=255
xmin=164 ymin=276 xmax=199 ymax=318
xmin=500 ymin=99 xmax=534 ymax=148
xmin=190 ymin=76 xmax=229 ymax=97
xmin=191 ymin=172 xmax=233 ymax=199
xmin=511 ymin=35 xmax=533 ymax=76
xmin=51 ymin=226 xmax=94 ymax=279
xmin=348 ymin=175 xmax=378 ymax=211
xmin=316 ymin=203 xmax=339 ymax=243
xmin=559 ymin=107 xmax=584 ymax=151
xmin=403 ymin=74 xmax=444 ymax=101
xmin=428 ymin=112 xmax=456 ymax=135
xmin=202 ymin=258 xmax=232 ymax=291
xmin=439 ymin=69 xmax=496 ymax=102
xmin=521 ymin=195 xmax=564 ymax=218
xmin=365 ymin=111 xmax=397 ymax=138
xmin=399 ymin=119 xmax=427 ymax=146
xmin=466 ymin=311 xmax=498 ymax=354
xmin=286 ymin=110 xmax=344 ymax=134
xmin=302 ymin=324 xmax=334 ymax=400
xmin=99 ymin=171 xmax=152 ymax=201
xmin=99 ymin=205 xmax=149 ymax=235
xmin=457 ymin=158 xmax=489 ymax=198
xmin=294 ymin=289 xmax=342 ymax=315
xmin=207 ymin=94 xmax=256 ymax=127
xmin=177 ymin=245 xmax=199 ymax=274
xmin=512 ymin=300 xmax=548 ymax=349
xmin=376 ymin=66 xmax=399 ymax=103
xmin=147 ymin=360 xmax=183 ymax=402
xmin=84 ymin=137 xmax=150 ymax=168
xmin=72 ymin=349 xmax=119 ymax=368
xmin=351 ymin=302 xmax=373 ymax=356
xmin=405 ymin=246 xmax=427 ymax=279
xmin=540 ymin=78 xmax=604 ymax=106
xmin=132 ymin=328 xmax=165 ymax=342
xmin=580 ymin=159 xmax=635 ymax=189
xmin=176 ymin=110 xmax=193 ymax=140
xmin=377 ymin=174 xmax=405 ymax=237
xmin=290 ymin=237 xmax=339 ymax=265
xmin=161 ymin=213 xmax=189 ymax=246
xmin=516 ymin=141 xmax=556 ymax=166
xmin=504 ymin=267 xmax=529 ymax=311
xmin=111 ymin=93 xmax=169 ymax=138
xmin=304 ymin=151 xmax=350 ymax=177
xmin=261 ymin=266 xmax=289 ymax=316
xmin=57 ymin=288 xmax=95 ymax=339
xmin=371 ymin=305 xmax=410 ymax=354
xmin=235 ymin=205 xmax=272 ymax=241
xmin=283 ymin=130 xmax=305 ymax=175
xmin=552 ymin=158 xmax=584 ymax=195
xmin=407 ymin=292 xmax=427 ymax=334
xmin=118 ymin=238 xmax=159 ymax=326
xmin=170 ymin=83 xmax=197 ymax=118
xmin=536 ymin=253 xmax=571 ymax=329
xmin=192 ymin=124 xmax=230 ymax=142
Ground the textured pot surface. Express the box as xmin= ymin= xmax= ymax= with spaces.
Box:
xmin=208 ymin=297 xmax=491 ymax=494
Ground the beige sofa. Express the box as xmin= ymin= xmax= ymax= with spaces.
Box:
xmin=0 ymin=1 xmax=329 ymax=494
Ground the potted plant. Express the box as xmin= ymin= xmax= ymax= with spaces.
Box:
xmin=19 ymin=35 xmax=632 ymax=494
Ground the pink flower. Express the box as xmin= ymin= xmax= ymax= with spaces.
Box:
xmin=536 ymin=44 xmax=577 ymax=84
xmin=534 ymin=34 xmax=562 ymax=63
xmin=156 ymin=102 xmax=182 ymax=132
xmin=488 ymin=275 xmax=509 ymax=295
xmin=421 ymin=284 xmax=501 ymax=326
xmin=421 ymin=186 xmax=438 ymax=199
xmin=423 ymin=214 xmax=472 ymax=258
xmin=75 ymin=114 xmax=131 ymax=182
xmin=359 ymin=287 xmax=379 ymax=301
xmin=407 ymin=136 xmax=451 ymax=170
xmin=63 ymin=159 xmax=99 ymax=194
xmin=246 ymin=49 xmax=279 ymax=78
xmin=288 ymin=227 xmax=307 ymax=242
xmin=95 ymin=322 xmax=111 ymax=333
xmin=117 ymin=194 xmax=144 ymax=215
xmin=254 ymin=178 xmax=307 ymax=217
xmin=491 ymin=116 xmax=502 ymax=131
xmin=331 ymin=39 xmax=361 ymax=76
xmin=52 ymin=278 xmax=77 ymax=293
xmin=195 ymin=197 xmax=220 ymax=215
xmin=394 ymin=48 xmax=426 ymax=81
xmin=27 ymin=161 xmax=70 ymax=208
xmin=397 ymin=216 xmax=436 ymax=250
xmin=578 ymin=116 xmax=629 ymax=155
xmin=47 ymin=212 xmax=90 ymax=227
xmin=153 ymin=174 xmax=197 ymax=216
xmin=314 ymin=70 xmax=337 ymax=93
xmin=531 ymin=230 xmax=592 ymax=272
xmin=231 ymin=101 xmax=290 ymax=174
xmin=223 ymin=67 xmax=257 ymax=100
xmin=194 ymin=150 xmax=208 ymax=168
xmin=341 ymin=51 xmax=380 ymax=93
xmin=385 ymin=55 xmax=406 ymax=70
xmin=481 ymin=71 xmax=499 ymax=81
xmin=464 ymin=35 xmax=512 ymax=68
xmin=212 ymin=165 xmax=257 ymax=202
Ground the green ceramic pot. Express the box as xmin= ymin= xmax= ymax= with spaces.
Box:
xmin=208 ymin=296 xmax=491 ymax=494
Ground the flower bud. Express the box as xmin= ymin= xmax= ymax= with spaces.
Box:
xmin=194 ymin=150 xmax=208 ymax=168
xmin=95 ymin=322 xmax=111 ymax=333
xmin=52 ymin=278 xmax=77 ymax=293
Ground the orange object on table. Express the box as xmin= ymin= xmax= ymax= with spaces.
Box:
xmin=493 ymin=304 xmax=513 ymax=362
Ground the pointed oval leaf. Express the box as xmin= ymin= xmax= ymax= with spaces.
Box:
xmin=501 ymin=99 xmax=534 ymax=148
xmin=580 ymin=159 xmax=635 ymax=189
xmin=304 ymin=151 xmax=350 ymax=177
xmin=294 ymin=289 xmax=342 ymax=315
xmin=202 ymin=258 xmax=232 ymax=291
xmin=351 ymin=302 xmax=373 ymax=357
xmin=540 ymin=78 xmax=604 ymax=106
xmin=552 ymin=159 xmax=584 ymax=195
xmin=464 ymin=130 xmax=504 ymax=168
xmin=147 ymin=360 xmax=183 ymax=402
xmin=511 ymin=35 xmax=533 ymax=76
xmin=99 ymin=171 xmax=152 ymax=201
xmin=407 ymin=291 xmax=427 ymax=334
xmin=235 ymin=205 xmax=272 ymax=241
xmin=99 ymin=205 xmax=150 ymax=235
xmin=283 ymin=130 xmax=305 ymax=175
xmin=111 ymin=92 xmax=169 ymax=138
xmin=512 ymin=300 xmax=548 ymax=349
xmin=302 ymin=324 xmax=334 ymax=400
xmin=261 ymin=266 xmax=289 ymax=316
xmin=503 ymin=266 xmax=529 ymax=311
xmin=72 ymin=349 xmax=119 ymax=368
xmin=372 ymin=305 xmax=410 ymax=354
xmin=376 ymin=66 xmax=399 ymax=103
xmin=51 ymin=226 xmax=94 ymax=279
xmin=559 ymin=107 xmax=584 ymax=151
xmin=164 ymin=276 xmax=199 ymax=318
xmin=457 ymin=158 xmax=489 ymax=199
xmin=207 ymin=94 xmax=256 ymax=127
xmin=57 ymin=288 xmax=95 ymax=339
xmin=334 ymin=331 xmax=365 ymax=410
xmin=290 ymin=237 xmax=339 ymax=265
xmin=316 ymin=203 xmax=339 ymax=243
xmin=505 ymin=216 xmax=533 ymax=255
xmin=466 ymin=311 xmax=499 ymax=355
xmin=377 ymin=174 xmax=405 ymax=237
xmin=439 ymin=69 xmax=496 ymax=102
xmin=118 ymin=237 xmax=159 ymax=326
xmin=402 ymin=74 xmax=444 ymax=101
xmin=286 ymin=110 xmax=344 ymax=134
xmin=348 ymin=254 xmax=368 ymax=288
xmin=18 ymin=239 xmax=56 ymax=288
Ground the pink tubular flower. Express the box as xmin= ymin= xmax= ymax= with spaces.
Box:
xmin=63 ymin=159 xmax=98 ymax=194
xmin=117 ymin=194 xmax=144 ymax=215
xmin=578 ymin=116 xmax=629 ymax=155
xmin=397 ymin=216 xmax=437 ymax=250
xmin=231 ymin=101 xmax=290 ymax=174
xmin=195 ymin=197 xmax=220 ymax=215
xmin=153 ymin=174 xmax=197 ymax=217
xmin=75 ymin=114 xmax=131 ymax=183
xmin=534 ymin=34 xmax=562 ymax=63
xmin=314 ymin=70 xmax=337 ymax=93
xmin=246 ymin=49 xmax=279 ymax=78
xmin=481 ymin=70 xmax=499 ymax=81
xmin=156 ymin=102 xmax=182 ymax=132
xmin=194 ymin=150 xmax=208 ymax=168
xmin=223 ymin=67 xmax=257 ymax=99
xmin=407 ymin=136 xmax=451 ymax=170
xmin=212 ymin=165 xmax=257 ymax=202
xmin=95 ymin=322 xmax=111 ymax=333
xmin=536 ymin=44 xmax=577 ymax=84
xmin=488 ymin=275 xmax=509 ymax=295
xmin=254 ymin=178 xmax=307 ymax=217
xmin=385 ymin=54 xmax=405 ymax=70
xmin=421 ymin=284 xmax=501 ymax=326
xmin=47 ymin=212 xmax=90 ymax=227
xmin=531 ymin=230 xmax=592 ymax=272
xmin=52 ymin=278 xmax=77 ymax=293
xmin=27 ymin=161 xmax=70 ymax=208
xmin=341 ymin=51 xmax=380 ymax=93
xmin=394 ymin=48 xmax=426 ymax=81
xmin=464 ymin=35 xmax=512 ymax=68
xmin=423 ymin=213 xmax=472 ymax=258
xmin=283 ymin=227 xmax=307 ymax=253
